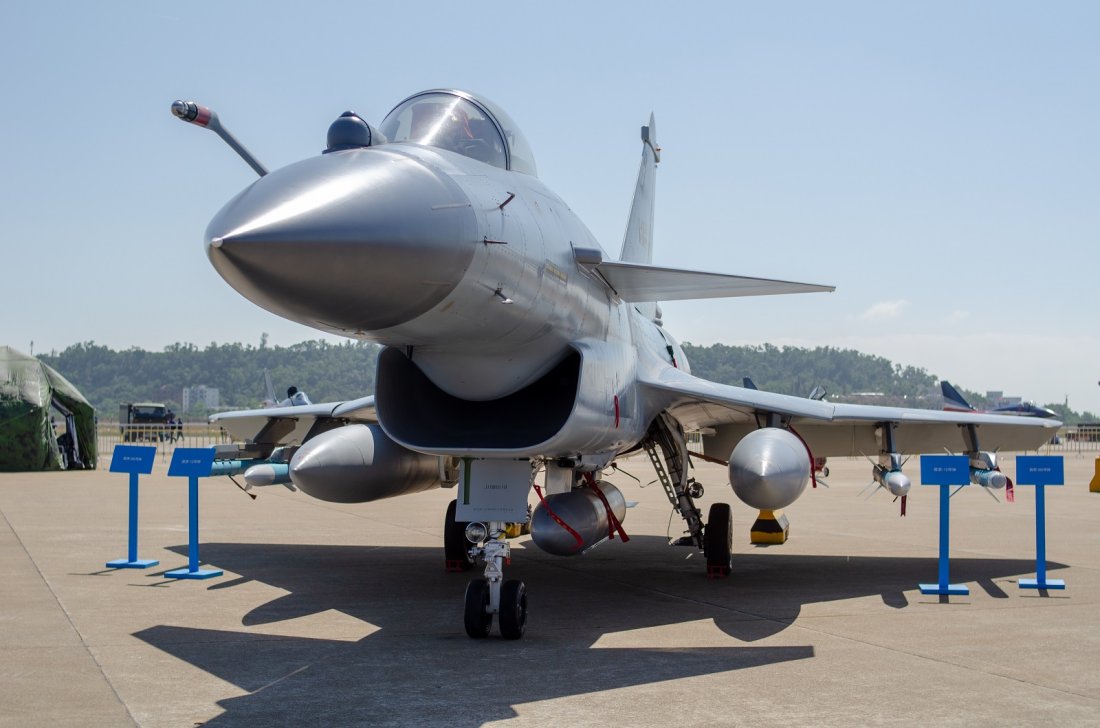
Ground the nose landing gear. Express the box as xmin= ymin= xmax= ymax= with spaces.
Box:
xmin=459 ymin=520 xmax=529 ymax=639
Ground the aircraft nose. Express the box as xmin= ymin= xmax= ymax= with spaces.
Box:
xmin=205 ymin=149 xmax=477 ymax=333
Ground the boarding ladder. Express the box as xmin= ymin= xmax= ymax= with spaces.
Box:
xmin=644 ymin=414 xmax=705 ymax=549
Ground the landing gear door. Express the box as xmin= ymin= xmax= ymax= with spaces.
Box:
xmin=456 ymin=459 xmax=531 ymax=522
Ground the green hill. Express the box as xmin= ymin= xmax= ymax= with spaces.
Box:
xmin=681 ymin=343 xmax=938 ymax=407
xmin=40 ymin=340 xmax=379 ymax=419
xmin=38 ymin=340 xmax=1093 ymax=424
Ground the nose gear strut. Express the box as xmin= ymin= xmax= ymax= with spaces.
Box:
xmin=463 ymin=523 xmax=528 ymax=639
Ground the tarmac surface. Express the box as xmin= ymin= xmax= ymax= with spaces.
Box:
xmin=2 ymin=451 xmax=1098 ymax=727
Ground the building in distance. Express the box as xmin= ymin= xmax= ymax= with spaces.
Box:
xmin=182 ymin=385 xmax=220 ymax=413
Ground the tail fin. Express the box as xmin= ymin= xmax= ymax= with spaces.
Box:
xmin=743 ymin=377 xmax=758 ymax=390
xmin=620 ymin=114 xmax=660 ymax=266
xmin=263 ymin=369 xmax=277 ymax=406
xmin=941 ymin=381 xmax=975 ymax=412
xmin=619 ymin=115 xmax=660 ymax=320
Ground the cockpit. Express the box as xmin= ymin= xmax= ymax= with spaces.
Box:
xmin=380 ymin=90 xmax=537 ymax=176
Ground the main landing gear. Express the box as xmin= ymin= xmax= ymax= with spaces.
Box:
xmin=645 ymin=414 xmax=734 ymax=578
xmin=447 ymin=501 xmax=528 ymax=639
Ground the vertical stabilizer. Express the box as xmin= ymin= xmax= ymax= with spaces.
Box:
xmin=619 ymin=114 xmax=660 ymax=318
xmin=620 ymin=115 xmax=660 ymax=264
xmin=941 ymin=381 xmax=976 ymax=412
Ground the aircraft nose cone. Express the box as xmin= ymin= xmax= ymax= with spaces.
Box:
xmin=205 ymin=149 xmax=477 ymax=333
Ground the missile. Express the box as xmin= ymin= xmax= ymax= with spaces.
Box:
xmin=968 ymin=451 xmax=1007 ymax=489
xmin=289 ymin=424 xmax=442 ymax=503
xmin=243 ymin=462 xmax=293 ymax=490
xmin=970 ymin=468 xmax=1008 ymax=489
xmin=872 ymin=464 xmax=911 ymax=497
xmin=209 ymin=459 xmax=251 ymax=477
xmin=727 ymin=428 xmax=810 ymax=510
xmin=531 ymin=481 xmax=626 ymax=556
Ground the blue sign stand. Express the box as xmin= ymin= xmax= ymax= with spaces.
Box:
xmin=106 ymin=445 xmax=159 ymax=569
xmin=918 ymin=455 xmax=971 ymax=596
xmin=164 ymin=448 xmax=222 ymax=580
xmin=1015 ymin=455 xmax=1066 ymax=590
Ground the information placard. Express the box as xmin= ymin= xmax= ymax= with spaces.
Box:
xmin=168 ymin=448 xmax=215 ymax=478
xmin=919 ymin=455 xmax=969 ymax=486
xmin=1015 ymin=455 xmax=1066 ymax=590
xmin=109 ymin=445 xmax=155 ymax=474
xmin=1015 ymin=456 xmax=1064 ymax=487
xmin=165 ymin=447 xmax=221 ymax=580
xmin=106 ymin=445 xmax=159 ymax=569
xmin=456 ymin=459 xmax=531 ymax=522
xmin=917 ymin=454 xmax=971 ymax=596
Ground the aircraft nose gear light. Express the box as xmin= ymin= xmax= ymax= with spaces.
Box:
xmin=465 ymin=522 xmax=488 ymax=543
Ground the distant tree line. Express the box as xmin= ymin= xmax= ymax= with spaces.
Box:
xmin=40 ymin=340 xmax=379 ymax=420
xmin=681 ymin=343 xmax=1097 ymax=423
xmin=681 ymin=343 xmax=939 ymax=405
xmin=38 ymin=340 xmax=1096 ymax=424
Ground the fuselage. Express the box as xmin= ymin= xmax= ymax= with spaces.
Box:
xmin=944 ymin=403 xmax=1058 ymax=418
xmin=206 ymin=138 xmax=687 ymax=462
xmin=992 ymin=403 xmax=1059 ymax=418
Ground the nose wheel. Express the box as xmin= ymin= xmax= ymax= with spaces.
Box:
xmin=498 ymin=579 xmax=528 ymax=639
xmin=463 ymin=579 xmax=492 ymax=638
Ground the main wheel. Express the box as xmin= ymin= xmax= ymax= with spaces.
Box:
xmin=498 ymin=579 xmax=528 ymax=640
xmin=464 ymin=578 xmax=492 ymax=638
xmin=444 ymin=500 xmax=475 ymax=571
xmin=703 ymin=502 xmax=733 ymax=576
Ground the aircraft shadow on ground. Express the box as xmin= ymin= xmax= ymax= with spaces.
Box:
xmin=136 ymin=538 xmax=1061 ymax=726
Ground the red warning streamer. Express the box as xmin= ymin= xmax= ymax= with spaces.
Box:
xmin=786 ymin=424 xmax=819 ymax=489
xmin=582 ymin=472 xmax=630 ymax=543
xmin=532 ymin=484 xmax=585 ymax=553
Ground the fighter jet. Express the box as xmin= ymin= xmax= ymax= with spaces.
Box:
xmin=173 ymin=89 xmax=1059 ymax=640
xmin=941 ymin=381 xmax=1059 ymax=419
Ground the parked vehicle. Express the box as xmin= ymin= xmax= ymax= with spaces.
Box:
xmin=119 ymin=402 xmax=171 ymax=442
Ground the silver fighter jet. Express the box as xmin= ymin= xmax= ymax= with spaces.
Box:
xmin=174 ymin=90 xmax=1060 ymax=640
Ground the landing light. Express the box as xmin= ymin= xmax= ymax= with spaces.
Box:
xmin=465 ymin=522 xmax=488 ymax=544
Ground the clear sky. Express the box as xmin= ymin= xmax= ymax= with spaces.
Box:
xmin=2 ymin=2 xmax=1097 ymax=412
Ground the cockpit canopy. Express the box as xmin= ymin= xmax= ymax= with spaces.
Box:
xmin=380 ymin=90 xmax=537 ymax=176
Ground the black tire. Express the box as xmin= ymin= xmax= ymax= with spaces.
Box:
xmin=498 ymin=579 xmax=528 ymax=640
xmin=464 ymin=578 xmax=492 ymax=638
xmin=704 ymin=502 xmax=733 ymax=576
xmin=444 ymin=500 xmax=475 ymax=571
xmin=822 ymin=466 xmax=830 ymax=477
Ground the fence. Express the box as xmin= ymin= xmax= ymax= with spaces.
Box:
xmin=1045 ymin=426 xmax=1100 ymax=454
xmin=96 ymin=422 xmax=233 ymax=466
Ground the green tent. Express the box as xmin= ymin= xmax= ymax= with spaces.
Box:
xmin=0 ymin=346 xmax=97 ymax=471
